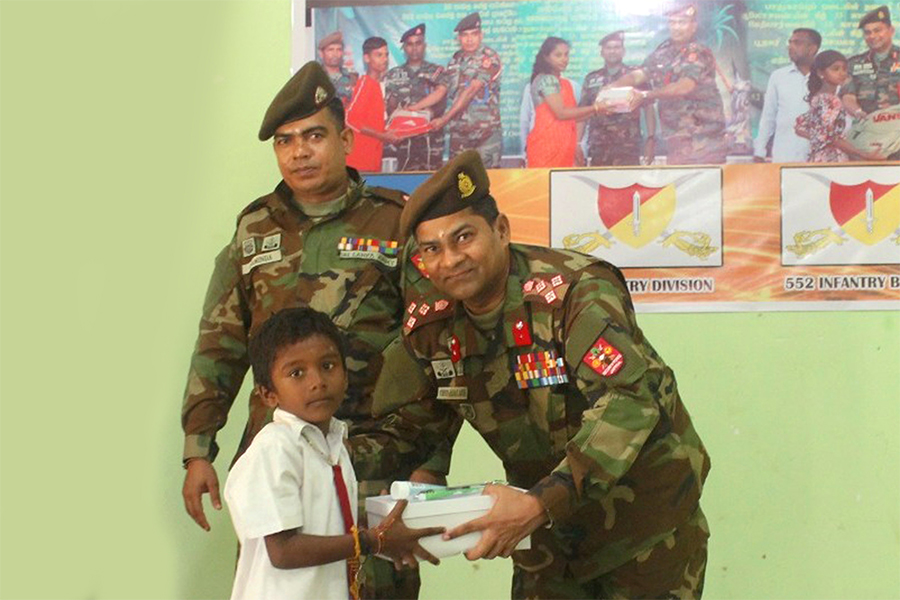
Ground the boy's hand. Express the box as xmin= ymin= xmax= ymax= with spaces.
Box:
xmin=375 ymin=499 xmax=445 ymax=568
xmin=182 ymin=458 xmax=221 ymax=531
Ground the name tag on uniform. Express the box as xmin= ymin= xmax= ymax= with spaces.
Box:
xmin=242 ymin=249 xmax=282 ymax=274
xmin=437 ymin=386 xmax=468 ymax=400
xmin=431 ymin=359 xmax=457 ymax=379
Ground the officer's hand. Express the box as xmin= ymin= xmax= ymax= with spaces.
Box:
xmin=752 ymin=156 xmax=766 ymax=163
xmin=430 ymin=116 xmax=449 ymax=131
xmin=444 ymin=484 xmax=547 ymax=560
xmin=182 ymin=458 xmax=221 ymax=531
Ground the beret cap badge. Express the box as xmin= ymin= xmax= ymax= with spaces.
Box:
xmin=315 ymin=85 xmax=328 ymax=106
xmin=458 ymin=172 xmax=476 ymax=198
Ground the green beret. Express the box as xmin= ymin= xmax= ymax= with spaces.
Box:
xmin=599 ymin=30 xmax=625 ymax=46
xmin=665 ymin=2 xmax=698 ymax=18
xmin=454 ymin=12 xmax=481 ymax=33
xmin=858 ymin=5 xmax=891 ymax=28
xmin=401 ymin=23 xmax=426 ymax=43
xmin=401 ymin=150 xmax=491 ymax=238
xmin=258 ymin=61 xmax=336 ymax=141
xmin=318 ymin=30 xmax=344 ymax=51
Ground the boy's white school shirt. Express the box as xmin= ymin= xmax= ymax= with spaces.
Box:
xmin=224 ymin=407 xmax=358 ymax=600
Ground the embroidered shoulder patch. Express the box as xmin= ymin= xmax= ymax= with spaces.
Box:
xmin=582 ymin=336 xmax=624 ymax=377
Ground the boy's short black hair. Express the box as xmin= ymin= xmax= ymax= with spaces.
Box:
xmin=249 ymin=307 xmax=346 ymax=391
xmin=363 ymin=36 xmax=387 ymax=55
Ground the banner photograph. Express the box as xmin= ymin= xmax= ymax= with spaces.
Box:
xmin=301 ymin=0 xmax=900 ymax=312
xmin=303 ymin=0 xmax=900 ymax=169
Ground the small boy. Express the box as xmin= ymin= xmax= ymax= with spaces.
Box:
xmin=224 ymin=307 xmax=442 ymax=600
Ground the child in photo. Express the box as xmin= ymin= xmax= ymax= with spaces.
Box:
xmin=224 ymin=307 xmax=442 ymax=600
xmin=795 ymin=50 xmax=885 ymax=162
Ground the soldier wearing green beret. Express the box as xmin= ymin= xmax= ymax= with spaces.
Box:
xmin=384 ymin=23 xmax=447 ymax=171
xmin=578 ymin=31 xmax=658 ymax=166
xmin=318 ymin=30 xmax=359 ymax=108
xmin=373 ymin=150 xmax=711 ymax=598
xmin=841 ymin=5 xmax=900 ymax=158
xmin=611 ymin=2 xmax=728 ymax=164
xmin=180 ymin=60 xmax=441 ymax=599
xmin=406 ymin=12 xmax=503 ymax=167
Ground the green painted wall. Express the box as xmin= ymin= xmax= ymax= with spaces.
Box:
xmin=0 ymin=2 xmax=897 ymax=598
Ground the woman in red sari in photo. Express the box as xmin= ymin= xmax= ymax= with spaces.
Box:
xmin=526 ymin=37 xmax=603 ymax=167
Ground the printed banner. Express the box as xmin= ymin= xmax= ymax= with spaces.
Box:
xmin=371 ymin=163 xmax=900 ymax=312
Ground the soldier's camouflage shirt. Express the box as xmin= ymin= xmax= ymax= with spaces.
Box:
xmin=384 ymin=61 xmax=447 ymax=171
xmin=374 ymin=244 xmax=710 ymax=580
xmin=580 ymin=65 xmax=644 ymax=157
xmin=643 ymin=38 xmax=726 ymax=146
xmin=181 ymin=171 xmax=445 ymax=480
xmin=328 ymin=66 xmax=359 ymax=108
xmin=844 ymin=45 xmax=900 ymax=115
xmin=441 ymin=45 xmax=502 ymax=146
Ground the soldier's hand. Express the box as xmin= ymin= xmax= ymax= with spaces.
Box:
xmin=444 ymin=484 xmax=547 ymax=560
xmin=752 ymin=156 xmax=766 ymax=163
xmin=182 ymin=458 xmax=221 ymax=531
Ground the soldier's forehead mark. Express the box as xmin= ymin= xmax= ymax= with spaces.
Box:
xmin=417 ymin=221 xmax=474 ymax=247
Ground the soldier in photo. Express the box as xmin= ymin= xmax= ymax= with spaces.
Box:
xmin=384 ymin=24 xmax=446 ymax=172
xmin=180 ymin=61 xmax=441 ymax=599
xmin=841 ymin=5 xmax=899 ymax=158
xmin=318 ymin=30 xmax=359 ymax=108
xmin=579 ymin=31 xmax=658 ymax=166
xmin=407 ymin=12 xmax=503 ymax=168
xmin=373 ymin=150 xmax=711 ymax=599
xmin=612 ymin=2 xmax=728 ymax=165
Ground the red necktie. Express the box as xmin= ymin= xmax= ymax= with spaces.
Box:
xmin=332 ymin=464 xmax=360 ymax=600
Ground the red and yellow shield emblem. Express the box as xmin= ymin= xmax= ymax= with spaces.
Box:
xmin=597 ymin=183 xmax=676 ymax=248
xmin=829 ymin=180 xmax=900 ymax=245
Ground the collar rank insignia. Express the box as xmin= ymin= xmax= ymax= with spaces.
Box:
xmin=407 ymin=301 xmax=418 ymax=315
xmin=411 ymin=253 xmax=430 ymax=278
xmin=512 ymin=319 xmax=532 ymax=346
xmin=458 ymin=171 xmax=475 ymax=198
xmin=418 ymin=303 xmax=431 ymax=316
xmin=434 ymin=299 xmax=450 ymax=312
xmin=515 ymin=350 xmax=568 ymax=389
xmin=338 ymin=237 xmax=399 ymax=267
xmin=582 ymin=336 xmax=624 ymax=377
xmin=404 ymin=315 xmax=418 ymax=332
xmin=449 ymin=335 xmax=462 ymax=363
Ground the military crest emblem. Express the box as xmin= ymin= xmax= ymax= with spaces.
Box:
xmin=314 ymin=85 xmax=328 ymax=106
xmin=458 ymin=172 xmax=475 ymax=199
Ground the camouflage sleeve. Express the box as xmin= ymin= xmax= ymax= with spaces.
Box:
xmin=529 ymin=273 xmax=661 ymax=524
xmin=180 ymin=236 xmax=252 ymax=463
xmin=579 ymin=74 xmax=595 ymax=107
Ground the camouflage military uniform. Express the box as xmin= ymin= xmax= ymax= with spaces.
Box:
xmin=441 ymin=46 xmax=502 ymax=167
xmin=385 ymin=62 xmax=446 ymax=171
xmin=328 ymin=66 xmax=359 ymax=108
xmin=375 ymin=244 xmax=711 ymax=599
xmin=580 ymin=65 xmax=645 ymax=166
xmin=182 ymin=170 xmax=436 ymax=599
xmin=844 ymin=45 xmax=900 ymax=115
xmin=643 ymin=39 xmax=727 ymax=165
